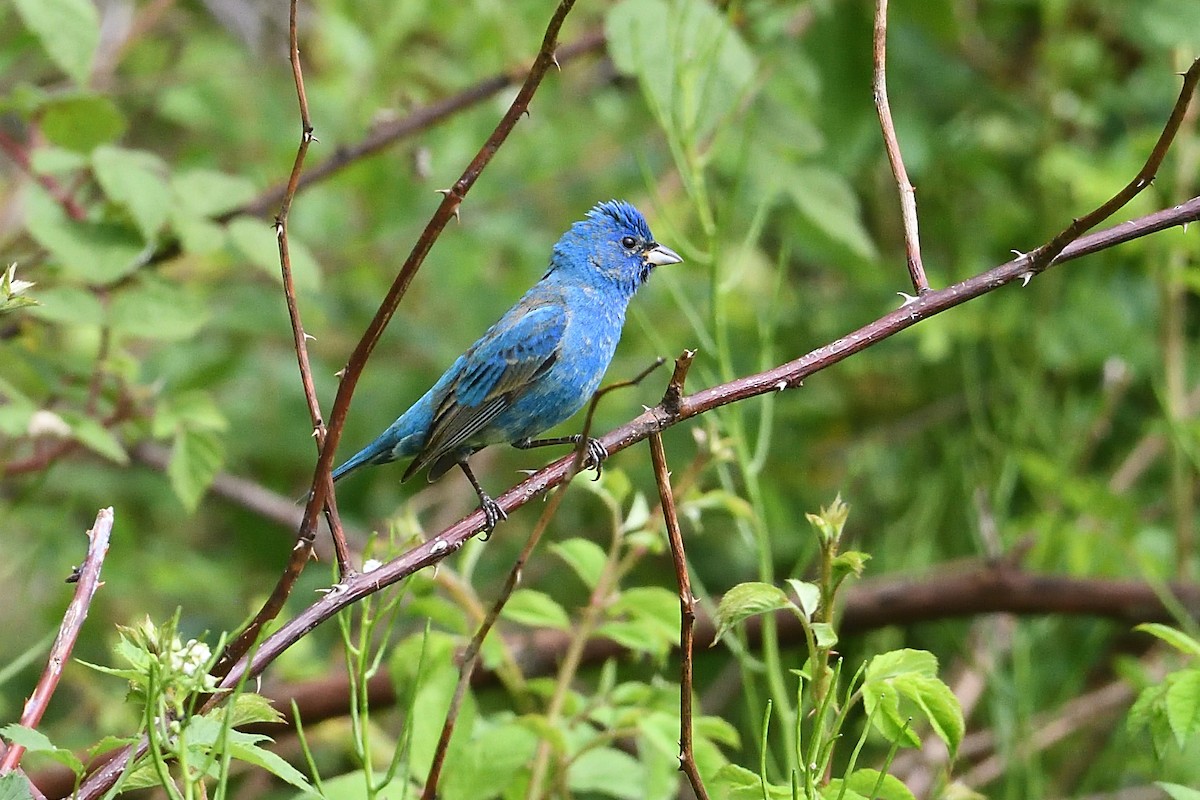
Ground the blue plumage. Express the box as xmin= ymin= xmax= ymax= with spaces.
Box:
xmin=332 ymin=200 xmax=682 ymax=532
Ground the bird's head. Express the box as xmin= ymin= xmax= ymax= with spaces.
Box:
xmin=550 ymin=200 xmax=683 ymax=293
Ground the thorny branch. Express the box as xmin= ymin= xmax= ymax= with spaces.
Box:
xmin=268 ymin=0 xmax=354 ymax=587
xmin=212 ymin=0 xmax=581 ymax=679
xmin=649 ymin=430 xmax=709 ymax=800
xmin=1 ymin=508 xmax=113 ymax=777
xmin=872 ymin=0 xmax=928 ymax=294
xmin=199 ymin=192 xmax=1200 ymax=695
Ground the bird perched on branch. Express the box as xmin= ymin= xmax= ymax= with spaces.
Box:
xmin=332 ymin=200 xmax=682 ymax=534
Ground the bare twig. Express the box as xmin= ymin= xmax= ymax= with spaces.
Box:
xmin=1 ymin=508 xmax=113 ymax=773
xmin=1022 ymin=57 xmax=1200 ymax=276
xmin=211 ymin=0 xmax=581 ymax=681
xmin=0 ymin=129 xmax=87 ymax=221
xmin=872 ymin=0 xmax=928 ymax=294
xmin=649 ymin=432 xmax=709 ymax=800
xmin=423 ymin=362 xmax=664 ymax=799
xmin=271 ymin=0 xmax=353 ymax=582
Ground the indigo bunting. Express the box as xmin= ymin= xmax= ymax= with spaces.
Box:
xmin=332 ymin=200 xmax=682 ymax=532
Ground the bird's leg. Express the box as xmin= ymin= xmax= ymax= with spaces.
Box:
xmin=513 ymin=435 xmax=608 ymax=480
xmin=458 ymin=460 xmax=506 ymax=539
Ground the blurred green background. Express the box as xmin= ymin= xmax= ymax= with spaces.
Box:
xmin=2 ymin=0 xmax=1200 ymax=796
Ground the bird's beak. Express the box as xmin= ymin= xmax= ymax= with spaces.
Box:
xmin=644 ymin=243 xmax=683 ymax=267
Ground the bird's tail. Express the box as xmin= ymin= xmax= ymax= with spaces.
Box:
xmin=331 ymin=435 xmax=394 ymax=483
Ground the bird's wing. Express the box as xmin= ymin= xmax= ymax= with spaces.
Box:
xmin=403 ymin=299 xmax=566 ymax=481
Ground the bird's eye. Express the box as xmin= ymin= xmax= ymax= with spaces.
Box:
xmin=621 ymin=236 xmax=638 ymax=250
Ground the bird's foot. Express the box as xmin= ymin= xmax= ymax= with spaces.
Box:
xmin=478 ymin=494 xmax=508 ymax=541
xmin=581 ymin=437 xmax=608 ymax=481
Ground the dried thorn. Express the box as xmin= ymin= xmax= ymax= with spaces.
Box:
xmin=1019 ymin=271 xmax=1034 ymax=287
xmin=274 ymin=220 xmax=285 ymax=238
xmin=311 ymin=427 xmax=321 ymax=438
xmin=896 ymin=291 xmax=918 ymax=307
xmin=775 ymin=380 xmax=788 ymax=392
xmin=1010 ymin=249 xmax=1029 ymax=261
xmin=1184 ymin=221 xmax=1190 ymax=233
xmin=430 ymin=539 xmax=449 ymax=554
xmin=435 ymin=187 xmax=453 ymax=197
xmin=335 ymin=367 xmax=347 ymax=379
xmin=303 ymin=332 xmax=316 ymax=341
xmin=521 ymin=108 xmax=531 ymax=119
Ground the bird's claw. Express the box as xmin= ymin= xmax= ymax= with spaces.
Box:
xmin=478 ymin=495 xmax=508 ymax=541
xmin=583 ymin=438 xmax=608 ymax=481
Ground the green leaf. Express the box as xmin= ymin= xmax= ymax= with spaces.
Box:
xmin=831 ymin=550 xmax=870 ymax=585
xmin=440 ymin=722 xmax=538 ymax=800
xmin=14 ymin=0 xmax=99 ymax=85
xmin=1159 ymin=782 xmax=1200 ymax=800
xmin=171 ymin=169 xmax=257 ymax=218
xmin=226 ymin=693 xmax=286 ymax=728
xmin=226 ymin=734 xmax=314 ymax=793
xmin=608 ymin=586 xmax=680 ymax=640
xmin=108 ymin=276 xmax=208 ymax=341
xmin=22 ymin=285 xmax=105 ymax=326
xmin=786 ymin=579 xmax=821 ymax=620
xmin=30 ymin=147 xmax=89 ymax=175
xmin=39 ymin=95 xmax=127 ymax=152
xmin=829 ymin=769 xmax=917 ymax=800
xmin=606 ymin=0 xmax=755 ymax=144
xmin=785 ymin=167 xmax=877 ymax=261
xmin=1165 ymin=669 xmax=1200 ymax=747
xmin=60 ymin=412 xmax=128 ymax=464
xmin=550 ymin=538 xmax=608 ymax=589
xmin=0 ymin=771 xmax=37 ymax=800
xmin=153 ymin=390 xmax=228 ymax=438
xmin=1136 ymin=623 xmax=1200 ymax=657
xmin=227 ymin=215 xmax=321 ymax=292
xmin=0 ymin=724 xmax=85 ymax=773
xmin=863 ymin=649 xmax=964 ymax=756
xmin=24 ymin=186 xmax=145 ymax=285
xmin=92 ymin=146 xmax=172 ymax=239
xmin=597 ymin=618 xmax=672 ymax=659
xmin=168 ymin=428 xmax=224 ymax=512
xmin=501 ymin=589 xmax=571 ymax=630
xmin=567 ymin=747 xmax=644 ymax=800
xmin=811 ymin=622 xmax=838 ymax=649
xmin=713 ymin=582 xmax=793 ymax=644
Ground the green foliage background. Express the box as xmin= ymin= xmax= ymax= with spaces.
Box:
xmin=2 ymin=0 xmax=1200 ymax=796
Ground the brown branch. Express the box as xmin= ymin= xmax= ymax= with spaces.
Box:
xmin=209 ymin=566 xmax=1200 ymax=730
xmin=2 ymin=396 xmax=139 ymax=478
xmin=72 ymin=54 xmax=1200 ymax=800
xmin=40 ymin=560 xmax=1196 ymax=799
xmin=270 ymin=0 xmax=352 ymax=585
xmin=229 ymin=30 xmax=606 ymax=220
xmin=0 ymin=129 xmax=87 ymax=221
xmin=1 ymin=508 xmax=113 ymax=773
xmin=211 ymin=0 xmax=582 ymax=679
xmin=197 ymin=192 xmax=1200 ymax=714
xmin=649 ymin=432 xmax=709 ymax=800
xmin=872 ymin=0 xmax=928 ymax=294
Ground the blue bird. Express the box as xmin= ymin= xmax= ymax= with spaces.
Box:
xmin=332 ymin=200 xmax=682 ymax=533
